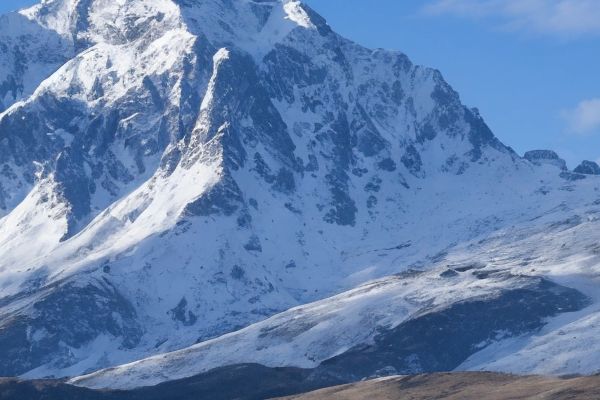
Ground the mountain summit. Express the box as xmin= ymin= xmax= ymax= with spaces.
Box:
xmin=0 ymin=0 xmax=598 ymax=383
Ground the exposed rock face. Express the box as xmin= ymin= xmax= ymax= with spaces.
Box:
xmin=0 ymin=279 xmax=142 ymax=376
xmin=524 ymin=150 xmax=568 ymax=170
xmin=0 ymin=12 xmax=72 ymax=112
xmin=574 ymin=160 xmax=600 ymax=175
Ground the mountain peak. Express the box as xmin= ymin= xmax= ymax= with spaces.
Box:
xmin=18 ymin=0 xmax=322 ymax=52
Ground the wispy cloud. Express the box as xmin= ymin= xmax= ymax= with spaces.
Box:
xmin=562 ymin=98 xmax=600 ymax=135
xmin=423 ymin=0 xmax=600 ymax=38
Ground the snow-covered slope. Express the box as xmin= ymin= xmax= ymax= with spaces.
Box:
xmin=71 ymin=179 xmax=600 ymax=388
xmin=1 ymin=0 xmax=599 ymax=384
xmin=0 ymin=10 xmax=72 ymax=113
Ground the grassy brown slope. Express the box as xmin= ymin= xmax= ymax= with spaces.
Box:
xmin=276 ymin=372 xmax=600 ymax=400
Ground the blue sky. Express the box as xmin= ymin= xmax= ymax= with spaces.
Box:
xmin=2 ymin=0 xmax=599 ymax=167
xmin=0 ymin=0 xmax=34 ymax=13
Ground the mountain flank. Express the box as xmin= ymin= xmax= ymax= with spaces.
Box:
xmin=4 ymin=370 xmax=600 ymax=400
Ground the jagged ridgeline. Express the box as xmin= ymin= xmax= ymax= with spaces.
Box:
xmin=0 ymin=0 xmax=597 ymax=385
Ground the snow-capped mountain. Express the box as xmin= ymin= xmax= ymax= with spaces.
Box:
xmin=1 ymin=0 xmax=600 ymax=386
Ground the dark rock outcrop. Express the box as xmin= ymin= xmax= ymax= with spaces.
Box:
xmin=0 ymin=279 xmax=142 ymax=376
xmin=574 ymin=160 xmax=600 ymax=175
xmin=524 ymin=150 xmax=567 ymax=170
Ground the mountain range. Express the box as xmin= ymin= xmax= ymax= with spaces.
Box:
xmin=1 ymin=0 xmax=600 ymax=397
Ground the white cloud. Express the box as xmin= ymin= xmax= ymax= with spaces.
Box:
xmin=423 ymin=0 xmax=600 ymax=37
xmin=562 ymin=98 xmax=600 ymax=135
